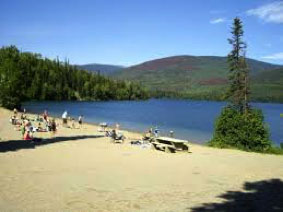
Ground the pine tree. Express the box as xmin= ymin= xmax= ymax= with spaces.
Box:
xmin=210 ymin=18 xmax=271 ymax=152
xmin=226 ymin=17 xmax=250 ymax=114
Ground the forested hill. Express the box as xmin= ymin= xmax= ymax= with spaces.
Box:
xmin=0 ymin=46 xmax=149 ymax=109
xmin=111 ymin=55 xmax=283 ymax=102
xmin=78 ymin=63 xmax=124 ymax=75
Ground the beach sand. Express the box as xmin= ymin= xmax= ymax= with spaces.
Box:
xmin=0 ymin=107 xmax=283 ymax=212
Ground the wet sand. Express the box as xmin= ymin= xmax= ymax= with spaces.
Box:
xmin=0 ymin=107 xmax=283 ymax=212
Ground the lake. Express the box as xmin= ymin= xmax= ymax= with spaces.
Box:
xmin=23 ymin=99 xmax=283 ymax=146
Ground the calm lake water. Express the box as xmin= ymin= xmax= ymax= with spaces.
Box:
xmin=23 ymin=99 xmax=283 ymax=146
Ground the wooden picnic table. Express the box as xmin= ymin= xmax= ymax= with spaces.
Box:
xmin=157 ymin=137 xmax=188 ymax=143
xmin=152 ymin=136 xmax=189 ymax=153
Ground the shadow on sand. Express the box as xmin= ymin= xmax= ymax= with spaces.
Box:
xmin=0 ymin=135 xmax=104 ymax=153
xmin=190 ymin=178 xmax=283 ymax=212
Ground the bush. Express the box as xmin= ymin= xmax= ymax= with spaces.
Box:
xmin=0 ymin=93 xmax=22 ymax=110
xmin=209 ymin=106 xmax=272 ymax=152
xmin=267 ymin=146 xmax=283 ymax=155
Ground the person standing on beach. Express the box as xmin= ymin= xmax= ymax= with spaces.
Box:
xmin=50 ymin=119 xmax=57 ymax=136
xmin=13 ymin=108 xmax=17 ymax=116
xmin=62 ymin=110 xmax=68 ymax=127
xmin=13 ymin=108 xmax=18 ymax=121
xmin=115 ymin=123 xmax=120 ymax=131
xmin=21 ymin=123 xmax=26 ymax=138
xmin=43 ymin=110 xmax=48 ymax=122
xmin=71 ymin=118 xmax=75 ymax=129
xmin=78 ymin=115 xmax=83 ymax=129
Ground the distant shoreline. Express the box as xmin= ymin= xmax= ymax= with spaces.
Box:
xmin=23 ymin=97 xmax=283 ymax=104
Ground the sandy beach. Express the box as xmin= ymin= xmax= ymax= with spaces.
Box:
xmin=0 ymin=107 xmax=283 ymax=212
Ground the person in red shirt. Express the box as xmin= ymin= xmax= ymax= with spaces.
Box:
xmin=23 ymin=129 xmax=33 ymax=140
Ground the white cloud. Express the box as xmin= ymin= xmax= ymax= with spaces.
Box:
xmin=247 ymin=1 xmax=283 ymax=23
xmin=210 ymin=18 xmax=226 ymax=24
xmin=261 ymin=52 xmax=283 ymax=60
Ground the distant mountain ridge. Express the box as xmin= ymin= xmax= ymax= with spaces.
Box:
xmin=111 ymin=55 xmax=283 ymax=102
xmin=120 ymin=55 xmax=281 ymax=75
xmin=79 ymin=55 xmax=283 ymax=102
xmin=78 ymin=63 xmax=124 ymax=75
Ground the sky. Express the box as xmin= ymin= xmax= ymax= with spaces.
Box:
xmin=1 ymin=0 xmax=283 ymax=66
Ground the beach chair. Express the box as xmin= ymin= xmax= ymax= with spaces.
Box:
xmin=112 ymin=132 xmax=125 ymax=143
xmin=108 ymin=130 xmax=125 ymax=143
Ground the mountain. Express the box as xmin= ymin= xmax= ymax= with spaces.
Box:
xmin=251 ymin=68 xmax=283 ymax=102
xmin=78 ymin=63 xmax=124 ymax=75
xmin=111 ymin=55 xmax=283 ymax=102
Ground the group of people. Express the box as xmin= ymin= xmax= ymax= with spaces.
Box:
xmin=105 ymin=123 xmax=125 ymax=142
xmin=10 ymin=108 xmax=162 ymax=144
xmin=10 ymin=108 xmax=58 ymax=141
xmin=42 ymin=110 xmax=57 ymax=133
xmin=41 ymin=110 xmax=84 ymax=132
xmin=143 ymin=127 xmax=160 ymax=139
xmin=10 ymin=108 xmax=84 ymax=139
xmin=10 ymin=108 xmax=42 ymax=141
xmin=105 ymin=125 xmax=161 ymax=143
xmin=61 ymin=110 xmax=83 ymax=129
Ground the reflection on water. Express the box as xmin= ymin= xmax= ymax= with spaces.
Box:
xmin=23 ymin=99 xmax=283 ymax=145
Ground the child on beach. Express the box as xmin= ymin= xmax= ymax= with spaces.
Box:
xmin=13 ymin=108 xmax=18 ymax=117
xmin=10 ymin=115 xmax=17 ymax=125
xmin=23 ymin=128 xmax=42 ymax=142
xmin=115 ymin=123 xmax=120 ymax=131
xmin=37 ymin=122 xmax=43 ymax=131
xmin=143 ymin=128 xmax=153 ymax=140
xmin=62 ymin=111 xmax=68 ymax=126
xmin=23 ymin=129 xmax=33 ymax=140
xmin=51 ymin=119 xmax=57 ymax=134
xmin=71 ymin=118 xmax=76 ymax=129
xmin=78 ymin=115 xmax=83 ymax=128
xmin=21 ymin=124 xmax=26 ymax=138
xmin=46 ymin=118 xmax=57 ymax=137
xmin=43 ymin=110 xmax=48 ymax=122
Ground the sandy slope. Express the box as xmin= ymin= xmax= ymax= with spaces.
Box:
xmin=0 ymin=108 xmax=282 ymax=212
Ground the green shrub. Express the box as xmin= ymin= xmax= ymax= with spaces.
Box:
xmin=0 ymin=95 xmax=22 ymax=110
xmin=209 ymin=106 xmax=272 ymax=152
xmin=267 ymin=146 xmax=283 ymax=155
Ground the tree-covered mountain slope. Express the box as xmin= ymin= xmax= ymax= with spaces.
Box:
xmin=111 ymin=56 xmax=283 ymax=102
xmin=78 ymin=63 xmax=124 ymax=75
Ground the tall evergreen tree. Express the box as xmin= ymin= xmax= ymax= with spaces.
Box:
xmin=226 ymin=17 xmax=250 ymax=114
xmin=210 ymin=18 xmax=271 ymax=152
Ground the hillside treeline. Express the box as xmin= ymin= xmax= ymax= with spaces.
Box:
xmin=0 ymin=46 xmax=149 ymax=109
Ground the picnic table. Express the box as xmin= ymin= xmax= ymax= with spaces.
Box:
xmin=151 ymin=136 xmax=189 ymax=153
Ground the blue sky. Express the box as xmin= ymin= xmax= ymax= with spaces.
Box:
xmin=1 ymin=0 xmax=283 ymax=66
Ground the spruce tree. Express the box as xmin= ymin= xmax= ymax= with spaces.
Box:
xmin=226 ymin=17 xmax=250 ymax=113
xmin=210 ymin=18 xmax=271 ymax=152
